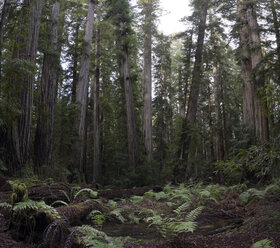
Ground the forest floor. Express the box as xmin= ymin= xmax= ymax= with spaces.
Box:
xmin=0 ymin=176 xmax=279 ymax=247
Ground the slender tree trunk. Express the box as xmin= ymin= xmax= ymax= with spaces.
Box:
xmin=143 ymin=1 xmax=153 ymax=163
xmin=0 ymin=0 xmax=8 ymax=82
xmin=34 ymin=1 xmax=60 ymax=174
xmin=178 ymin=30 xmax=193 ymax=160
xmin=121 ymin=44 xmax=139 ymax=170
xmin=71 ymin=24 xmax=80 ymax=103
xmin=213 ymin=65 xmax=224 ymax=161
xmin=269 ymin=0 xmax=280 ymax=62
xmin=208 ymin=85 xmax=215 ymax=169
xmin=92 ymin=24 xmax=101 ymax=186
xmin=246 ymin=2 xmax=269 ymax=142
xmin=10 ymin=0 xmax=44 ymax=170
xmin=75 ymin=0 xmax=95 ymax=179
xmin=221 ymin=81 xmax=229 ymax=159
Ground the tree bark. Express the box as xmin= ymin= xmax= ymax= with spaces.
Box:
xmin=92 ymin=23 xmax=101 ymax=186
xmin=238 ymin=0 xmax=255 ymax=128
xmin=186 ymin=2 xmax=208 ymax=123
xmin=238 ymin=0 xmax=269 ymax=142
xmin=246 ymin=2 xmax=269 ymax=142
xmin=34 ymin=1 xmax=60 ymax=174
xmin=121 ymin=44 xmax=139 ymax=170
xmin=10 ymin=0 xmax=44 ymax=170
xmin=75 ymin=0 xmax=95 ymax=179
xmin=0 ymin=0 xmax=8 ymax=82
xmin=143 ymin=1 xmax=153 ymax=164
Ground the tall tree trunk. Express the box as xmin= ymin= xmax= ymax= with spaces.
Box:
xmin=246 ymin=2 xmax=269 ymax=142
xmin=143 ymin=1 xmax=153 ymax=163
xmin=238 ymin=0 xmax=255 ymax=128
xmin=269 ymin=0 xmax=280 ymax=62
xmin=92 ymin=24 xmax=101 ymax=186
xmin=213 ymin=65 xmax=224 ymax=162
xmin=178 ymin=30 xmax=193 ymax=160
xmin=34 ymin=1 xmax=60 ymax=174
xmin=0 ymin=0 xmax=8 ymax=83
xmin=10 ymin=0 xmax=44 ymax=170
xmin=186 ymin=2 xmax=208 ymax=124
xmin=221 ymin=81 xmax=229 ymax=159
xmin=121 ymin=44 xmax=139 ymax=170
xmin=173 ymin=2 xmax=208 ymax=182
xmin=71 ymin=23 xmax=80 ymax=103
xmin=75 ymin=0 xmax=95 ymax=179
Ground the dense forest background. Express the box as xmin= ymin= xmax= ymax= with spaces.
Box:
xmin=0 ymin=0 xmax=279 ymax=188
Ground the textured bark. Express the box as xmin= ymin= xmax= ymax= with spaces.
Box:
xmin=0 ymin=0 xmax=8 ymax=81
xmin=246 ymin=2 xmax=269 ymax=142
xmin=238 ymin=0 xmax=255 ymax=129
xmin=121 ymin=45 xmax=139 ymax=170
xmin=71 ymin=23 xmax=80 ymax=103
xmin=186 ymin=3 xmax=208 ymax=123
xmin=92 ymin=24 xmax=101 ymax=185
xmin=34 ymin=1 xmax=60 ymax=173
xmin=238 ymin=0 xmax=269 ymax=142
xmin=75 ymin=0 xmax=95 ymax=178
xmin=143 ymin=1 xmax=153 ymax=163
xmin=11 ymin=0 xmax=44 ymax=169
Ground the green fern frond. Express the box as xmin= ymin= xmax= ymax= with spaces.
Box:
xmin=0 ymin=202 xmax=12 ymax=209
xmin=59 ymin=190 xmax=71 ymax=202
xmin=251 ymin=239 xmax=275 ymax=248
xmin=108 ymin=200 xmax=117 ymax=208
xmin=109 ymin=209 xmax=125 ymax=223
xmin=139 ymin=208 xmax=157 ymax=217
xmin=185 ymin=206 xmax=203 ymax=222
xmin=13 ymin=199 xmax=38 ymax=212
xmin=145 ymin=215 xmax=163 ymax=227
xmin=165 ymin=221 xmax=197 ymax=234
xmin=51 ymin=200 xmax=69 ymax=207
xmin=130 ymin=195 xmax=144 ymax=203
xmin=74 ymin=188 xmax=98 ymax=199
xmin=173 ymin=202 xmax=191 ymax=215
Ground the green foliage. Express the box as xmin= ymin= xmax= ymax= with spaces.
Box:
xmin=74 ymin=188 xmax=98 ymax=200
xmin=86 ymin=210 xmax=105 ymax=227
xmin=77 ymin=225 xmax=133 ymax=248
xmin=239 ymin=182 xmax=280 ymax=204
xmin=9 ymin=181 xmax=28 ymax=204
xmin=251 ymin=239 xmax=275 ymax=248
xmin=216 ymin=144 xmax=280 ymax=184
xmin=0 ymin=202 xmax=12 ymax=209
xmin=108 ymin=209 xmax=126 ymax=223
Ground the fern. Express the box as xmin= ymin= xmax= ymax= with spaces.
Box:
xmin=108 ymin=199 xmax=117 ymax=208
xmin=185 ymin=206 xmax=203 ymax=222
xmin=173 ymin=202 xmax=191 ymax=215
xmin=74 ymin=188 xmax=98 ymax=200
xmin=165 ymin=221 xmax=197 ymax=234
xmin=0 ymin=202 xmax=12 ymax=209
xmin=251 ymin=239 xmax=275 ymax=248
xmin=130 ymin=195 xmax=144 ymax=203
xmin=58 ymin=190 xmax=71 ymax=203
xmin=108 ymin=209 xmax=125 ymax=223
xmin=51 ymin=200 xmax=69 ymax=207
xmin=13 ymin=199 xmax=38 ymax=212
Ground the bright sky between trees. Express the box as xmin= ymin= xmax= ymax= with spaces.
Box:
xmin=158 ymin=0 xmax=191 ymax=35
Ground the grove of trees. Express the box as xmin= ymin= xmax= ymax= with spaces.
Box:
xmin=0 ymin=0 xmax=279 ymax=187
